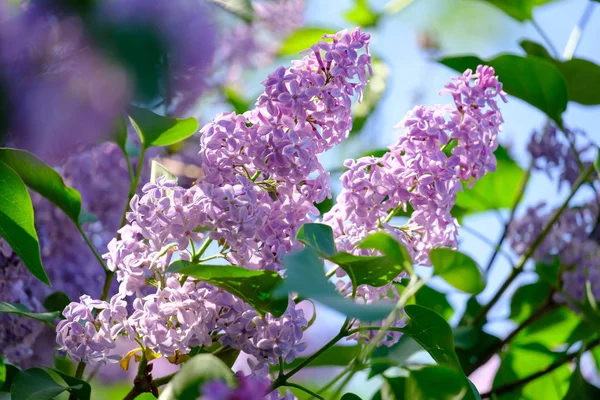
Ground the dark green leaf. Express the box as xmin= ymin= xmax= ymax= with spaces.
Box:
xmin=278 ymin=27 xmax=337 ymax=56
xmin=344 ymin=0 xmax=380 ymax=27
xmin=0 ymin=302 xmax=60 ymax=327
xmin=280 ymin=345 xmax=361 ymax=370
xmin=10 ymin=368 xmax=81 ymax=400
xmin=359 ymin=232 xmax=413 ymax=275
xmin=564 ymin=363 xmax=600 ymax=400
xmin=0 ymin=160 xmax=48 ymax=285
xmin=46 ymin=368 xmax=91 ymax=400
xmin=112 ymin=114 xmax=128 ymax=154
xmin=341 ymin=393 xmax=363 ymax=400
xmin=127 ymin=105 xmax=199 ymax=148
xmin=440 ymin=54 xmax=568 ymax=123
xmin=509 ymin=281 xmax=550 ymax=323
xmin=275 ymin=248 xmax=395 ymax=320
xmin=0 ymin=148 xmax=82 ymax=223
xmin=456 ymin=328 xmax=501 ymax=374
xmin=168 ymin=261 xmax=287 ymax=317
xmin=402 ymin=304 xmax=462 ymax=371
xmin=207 ymin=0 xmax=254 ymax=23
xmin=297 ymin=223 xmax=336 ymax=257
xmin=369 ymin=335 xmax=422 ymax=378
xmin=0 ymin=358 xmax=4 ymax=389
xmin=158 ymin=354 xmax=236 ymax=400
xmin=43 ymin=292 xmax=71 ymax=314
xmin=479 ymin=0 xmax=557 ymax=22
xmin=406 ymin=366 xmax=471 ymax=400
xmin=520 ymin=40 xmax=600 ymax=105
xmin=372 ymin=376 xmax=407 ymax=400
xmin=429 ymin=249 xmax=485 ymax=294
xmin=0 ymin=363 xmax=18 ymax=392
xmin=314 ymin=197 xmax=334 ymax=214
xmin=455 ymin=145 xmax=525 ymax=214
xmin=414 ymin=286 xmax=453 ymax=321
xmin=350 ymin=57 xmax=389 ymax=136
xmin=493 ymin=343 xmax=570 ymax=400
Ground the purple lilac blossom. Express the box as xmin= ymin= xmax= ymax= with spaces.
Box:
xmin=324 ymin=65 xmax=506 ymax=345
xmin=527 ymin=123 xmax=594 ymax=188
xmin=509 ymin=201 xmax=600 ymax=304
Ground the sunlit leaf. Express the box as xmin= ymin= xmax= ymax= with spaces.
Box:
xmin=278 ymin=27 xmax=337 ymax=56
xmin=344 ymin=0 xmax=380 ymax=27
xmin=208 ymin=0 xmax=254 ymax=23
xmin=127 ymin=105 xmax=199 ymax=148
xmin=150 ymin=160 xmax=177 ymax=184
xmin=429 ymin=249 xmax=485 ymax=294
xmin=455 ymin=145 xmax=525 ymax=214
xmin=168 ymin=261 xmax=288 ymax=317
xmin=0 ymin=160 xmax=48 ymax=285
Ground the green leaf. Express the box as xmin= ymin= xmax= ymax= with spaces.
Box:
xmin=314 ymin=197 xmax=334 ymax=214
xmin=0 ymin=160 xmax=48 ymax=285
xmin=275 ymin=248 xmax=395 ymax=320
xmin=564 ymin=363 xmax=600 ymax=400
xmin=112 ymin=114 xmax=128 ymax=153
xmin=369 ymin=335 xmax=423 ymax=378
xmin=158 ymin=354 xmax=235 ymax=400
xmin=414 ymin=285 xmax=453 ymax=321
xmin=223 ymin=86 xmax=252 ymax=114
xmin=150 ymin=160 xmax=177 ymax=184
xmin=42 ymin=292 xmax=70 ymax=314
xmin=344 ymin=0 xmax=380 ymax=27
xmin=455 ymin=145 xmax=525 ymax=214
xmin=509 ymin=281 xmax=550 ymax=323
xmin=439 ymin=55 xmax=568 ymax=123
xmin=0 ymin=363 xmax=18 ymax=392
xmin=207 ymin=0 xmax=254 ymax=23
xmin=297 ymin=223 xmax=336 ymax=257
xmin=512 ymin=307 xmax=582 ymax=348
xmin=0 ymin=148 xmax=82 ymax=223
xmin=280 ymin=345 xmax=361 ymax=370
xmin=406 ymin=366 xmax=471 ymax=400
xmin=46 ymin=368 xmax=91 ymax=400
xmin=520 ymin=40 xmax=600 ymax=106
xmin=10 ymin=368 xmax=83 ymax=400
xmin=384 ymin=0 xmax=416 ymax=14
xmin=278 ymin=27 xmax=337 ymax=56
xmin=429 ymin=249 xmax=485 ymax=294
xmin=341 ymin=393 xmax=363 ymax=400
xmin=168 ymin=261 xmax=288 ymax=317
xmin=456 ymin=328 xmax=501 ymax=374
xmin=358 ymin=232 xmax=413 ymax=275
xmin=351 ymin=57 xmax=389 ymax=136
xmin=479 ymin=0 xmax=557 ymax=22
xmin=0 ymin=358 xmax=4 ymax=389
xmin=0 ymin=302 xmax=60 ymax=327
xmin=127 ymin=105 xmax=199 ymax=148
xmin=329 ymin=252 xmax=402 ymax=288
xmin=402 ymin=304 xmax=462 ymax=371
xmin=493 ymin=343 xmax=570 ymax=400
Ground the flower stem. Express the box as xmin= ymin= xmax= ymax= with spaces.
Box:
xmin=563 ymin=1 xmax=596 ymax=60
xmin=76 ymin=223 xmax=111 ymax=273
xmin=480 ymin=336 xmax=600 ymax=399
xmin=531 ymin=18 xmax=560 ymax=58
xmin=473 ymin=163 xmax=596 ymax=325
xmin=282 ymin=382 xmax=325 ymax=399
xmin=119 ymin=146 xmax=147 ymax=229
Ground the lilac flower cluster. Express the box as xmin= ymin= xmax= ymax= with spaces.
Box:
xmin=324 ymin=65 xmax=506 ymax=345
xmin=527 ymin=123 xmax=595 ymax=188
xmin=57 ymin=28 xmax=371 ymax=381
xmin=509 ymin=201 xmax=600 ymax=304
